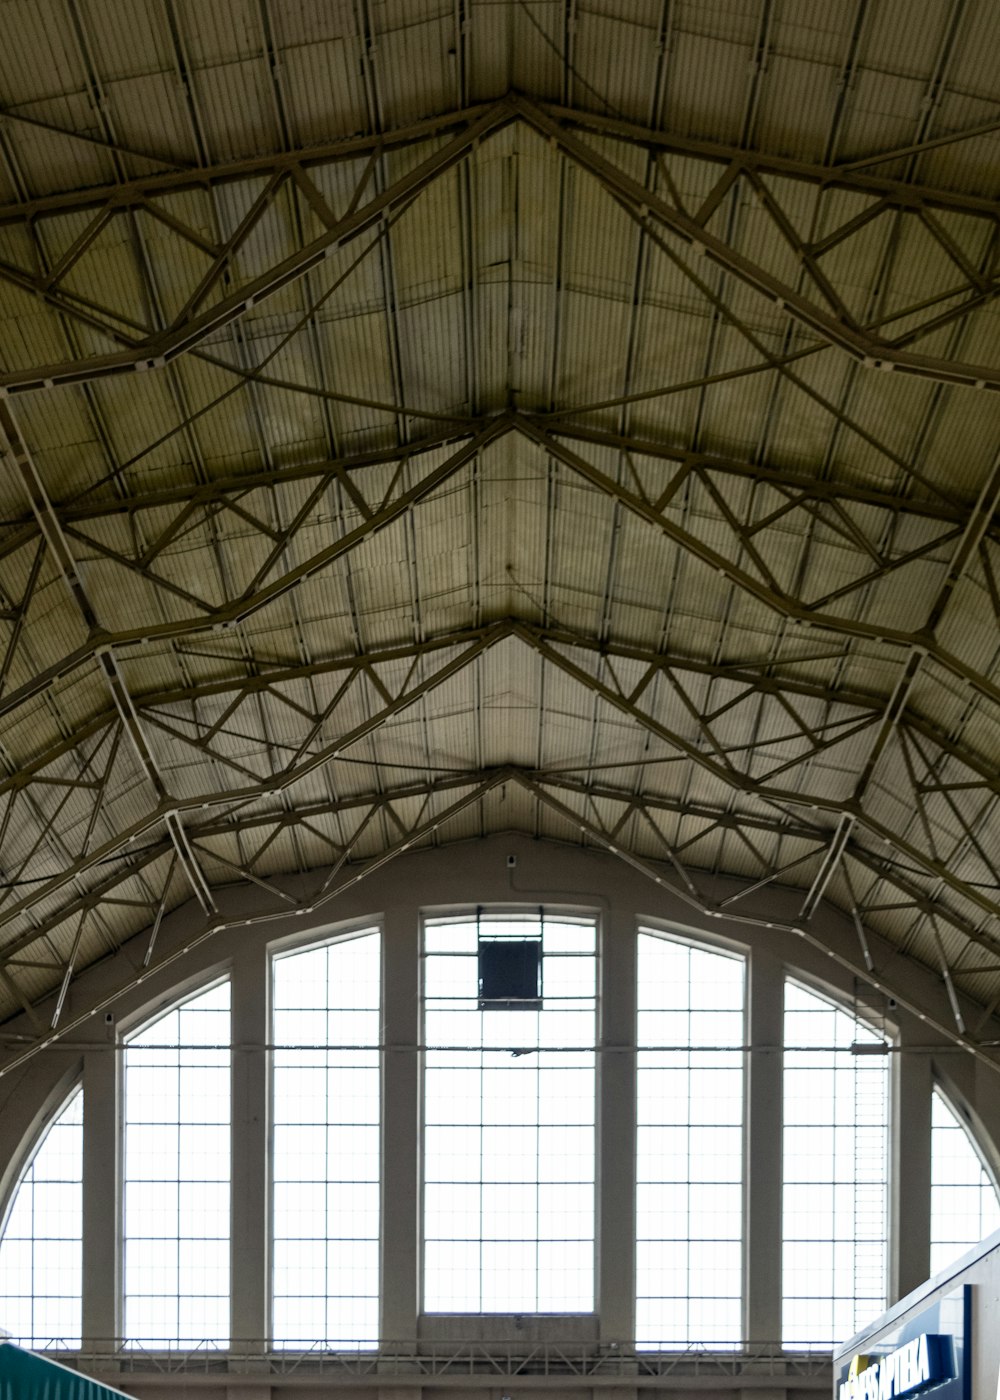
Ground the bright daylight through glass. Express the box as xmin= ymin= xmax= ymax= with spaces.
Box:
xmin=0 ymin=1086 xmax=82 ymax=1348
xmin=782 ymin=982 xmax=888 ymax=1350
xmin=930 ymin=1088 xmax=1000 ymax=1276
xmin=9 ymin=929 xmax=1000 ymax=1358
xmin=272 ymin=930 xmax=381 ymax=1348
xmin=636 ymin=931 xmax=744 ymax=1348
xmin=423 ymin=914 xmax=596 ymax=1312
xmin=123 ymin=981 xmax=231 ymax=1348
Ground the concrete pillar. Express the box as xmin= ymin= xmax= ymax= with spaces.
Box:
xmin=82 ymin=1040 xmax=119 ymax=1348
xmin=598 ymin=907 xmax=636 ymax=1346
xmin=231 ymin=943 xmax=270 ymax=1348
xmin=745 ymin=948 xmax=784 ymax=1346
xmin=891 ymin=1038 xmax=932 ymax=1302
xmin=380 ymin=904 xmax=420 ymax=1347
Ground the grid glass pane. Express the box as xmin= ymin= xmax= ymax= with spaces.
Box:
xmin=423 ymin=914 xmax=596 ymax=1313
xmin=272 ymin=930 xmax=380 ymax=1349
xmin=123 ymin=981 xmax=231 ymax=1348
xmin=930 ymin=1088 xmax=1000 ymax=1276
xmin=782 ymin=981 xmax=888 ymax=1350
xmin=635 ymin=931 xmax=745 ymax=1349
xmin=0 ymin=1087 xmax=82 ymax=1348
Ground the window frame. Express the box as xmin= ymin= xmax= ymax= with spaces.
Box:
xmin=268 ymin=921 xmax=383 ymax=1349
xmin=929 ymin=1080 xmax=1000 ymax=1274
xmin=634 ymin=923 xmax=748 ymax=1350
xmin=8 ymin=896 xmax=1000 ymax=1357
xmin=780 ymin=975 xmax=892 ymax=1351
xmin=419 ymin=906 xmax=600 ymax=1318
xmin=0 ymin=1080 xmax=84 ymax=1350
xmin=120 ymin=974 xmax=233 ymax=1351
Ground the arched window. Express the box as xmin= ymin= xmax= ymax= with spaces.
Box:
xmin=635 ymin=931 xmax=745 ymax=1349
xmin=930 ymin=1087 xmax=1000 ymax=1275
xmin=782 ymin=982 xmax=889 ymax=1349
xmin=123 ymin=980 xmax=231 ymax=1348
xmin=272 ymin=929 xmax=381 ymax=1348
xmin=0 ymin=1087 xmax=82 ymax=1348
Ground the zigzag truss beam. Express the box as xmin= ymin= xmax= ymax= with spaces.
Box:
xmin=0 ymin=613 xmax=996 ymax=929
xmin=0 ymin=416 xmax=998 ymax=730
xmin=0 ymin=96 xmax=1000 ymax=394
xmin=1 ymin=766 xmax=998 ymax=1080
xmin=0 ymin=618 xmax=997 ymax=1046
xmin=0 ymin=95 xmax=997 ymax=1076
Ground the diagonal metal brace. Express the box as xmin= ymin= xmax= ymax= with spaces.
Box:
xmin=0 ymin=402 xmax=215 ymax=915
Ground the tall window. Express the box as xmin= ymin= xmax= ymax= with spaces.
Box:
xmin=782 ymin=982 xmax=889 ymax=1349
xmin=123 ymin=980 xmax=231 ymax=1348
xmin=272 ymin=930 xmax=381 ymax=1348
xmin=930 ymin=1087 xmax=1000 ymax=1275
xmin=635 ymin=931 xmax=745 ymax=1349
xmin=0 ymin=1087 xmax=82 ymax=1348
xmin=423 ymin=913 xmax=596 ymax=1312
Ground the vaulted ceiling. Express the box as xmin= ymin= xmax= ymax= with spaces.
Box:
xmin=1 ymin=0 xmax=1000 ymax=1071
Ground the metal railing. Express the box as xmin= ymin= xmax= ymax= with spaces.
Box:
xmin=26 ymin=1339 xmax=834 ymax=1384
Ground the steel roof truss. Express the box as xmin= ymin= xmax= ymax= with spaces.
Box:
xmin=520 ymin=624 xmax=1000 ymax=923
xmin=526 ymin=421 xmax=1000 ymax=704
xmin=905 ymin=725 xmax=999 ymax=883
xmin=0 ymin=101 xmax=516 ymax=395
xmin=538 ymin=100 xmax=1000 ymax=222
xmin=1 ymin=759 xmax=999 ymax=1055
xmin=1 ymin=415 xmax=996 ymax=724
xmin=0 ymin=403 xmax=216 ymax=915
xmin=518 ymin=96 xmax=1000 ymax=396
xmin=0 ymin=773 xmax=508 ymax=1076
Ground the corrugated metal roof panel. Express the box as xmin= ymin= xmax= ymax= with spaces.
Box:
xmin=0 ymin=0 xmax=998 ymax=1030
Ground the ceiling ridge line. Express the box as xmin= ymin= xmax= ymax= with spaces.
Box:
xmin=0 ymin=760 xmax=979 ymax=958
xmin=0 ymin=97 xmax=997 ymax=399
xmin=2 ymin=762 xmax=998 ymax=1079
xmin=0 ymin=420 xmax=991 ymax=823
xmin=0 ymin=416 xmax=987 ymax=715
xmin=0 ymin=411 xmax=984 ymax=567
xmin=0 ymin=90 xmax=997 ymax=229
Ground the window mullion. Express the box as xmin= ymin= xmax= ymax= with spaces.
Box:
xmin=598 ymin=907 xmax=636 ymax=1346
xmin=83 ymin=1049 xmax=118 ymax=1349
xmin=231 ymin=942 xmax=269 ymax=1349
xmin=381 ymin=902 xmax=420 ymax=1345
xmin=892 ymin=1049 xmax=933 ymax=1295
xmin=745 ymin=948 xmax=783 ymax=1347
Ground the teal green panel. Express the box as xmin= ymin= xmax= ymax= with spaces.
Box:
xmin=0 ymin=1344 xmax=137 ymax=1400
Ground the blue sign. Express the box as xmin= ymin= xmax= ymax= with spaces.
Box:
xmin=838 ymin=1335 xmax=952 ymax=1400
xmin=835 ymin=1287 xmax=970 ymax=1400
